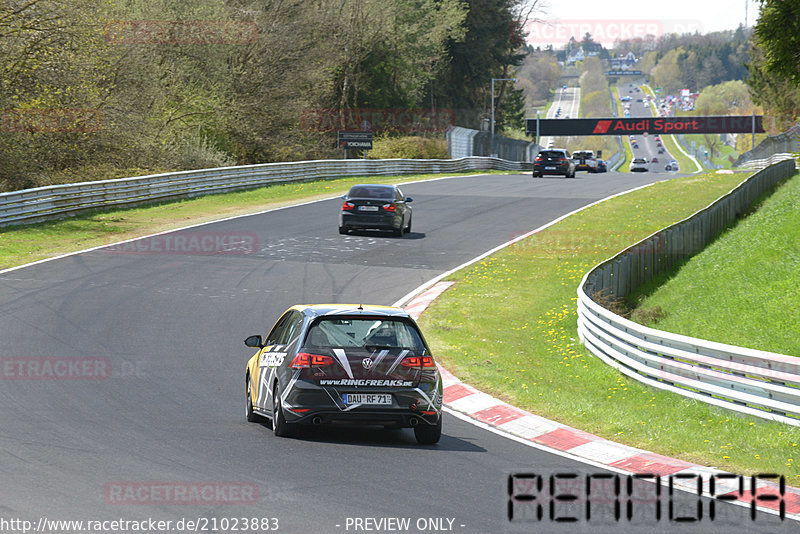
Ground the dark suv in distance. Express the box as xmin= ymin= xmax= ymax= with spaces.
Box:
xmin=533 ymin=149 xmax=576 ymax=178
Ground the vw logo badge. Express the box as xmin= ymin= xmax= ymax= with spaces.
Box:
xmin=362 ymin=358 xmax=373 ymax=370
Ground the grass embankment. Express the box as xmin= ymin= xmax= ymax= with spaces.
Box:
xmin=0 ymin=170 xmax=508 ymax=271
xmin=418 ymin=171 xmax=800 ymax=483
xmin=633 ymin=172 xmax=800 ymax=356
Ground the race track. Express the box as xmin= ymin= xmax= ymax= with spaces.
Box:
xmin=0 ymin=170 xmax=791 ymax=533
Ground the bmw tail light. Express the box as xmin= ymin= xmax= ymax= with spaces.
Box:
xmin=290 ymin=353 xmax=335 ymax=368
xmin=382 ymin=203 xmax=396 ymax=212
xmin=342 ymin=201 xmax=355 ymax=211
xmin=400 ymin=356 xmax=436 ymax=368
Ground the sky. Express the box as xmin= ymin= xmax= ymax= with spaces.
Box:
xmin=527 ymin=0 xmax=761 ymax=48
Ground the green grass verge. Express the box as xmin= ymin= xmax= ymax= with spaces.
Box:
xmin=611 ymin=86 xmax=632 ymax=172
xmin=0 ymin=170 xmax=510 ymax=271
xmin=633 ymin=172 xmax=800 ymax=356
xmin=681 ymin=133 xmax=738 ymax=168
xmin=418 ymin=171 xmax=800 ymax=483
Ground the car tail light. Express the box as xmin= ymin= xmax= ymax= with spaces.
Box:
xmin=558 ymin=158 xmax=567 ymax=163
xmin=382 ymin=203 xmax=396 ymax=212
xmin=534 ymin=155 xmax=543 ymax=161
xmin=400 ymin=356 xmax=436 ymax=368
xmin=342 ymin=201 xmax=355 ymax=210
xmin=290 ymin=353 xmax=335 ymax=368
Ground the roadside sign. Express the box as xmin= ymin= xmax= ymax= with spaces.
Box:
xmin=337 ymin=131 xmax=373 ymax=150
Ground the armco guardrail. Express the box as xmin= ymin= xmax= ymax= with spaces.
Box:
xmin=740 ymin=152 xmax=797 ymax=171
xmin=446 ymin=126 xmax=537 ymax=161
xmin=577 ymin=159 xmax=800 ymax=425
xmin=734 ymin=123 xmax=800 ymax=167
xmin=0 ymin=157 xmax=529 ymax=227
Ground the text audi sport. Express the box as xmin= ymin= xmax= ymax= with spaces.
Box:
xmin=244 ymin=304 xmax=443 ymax=444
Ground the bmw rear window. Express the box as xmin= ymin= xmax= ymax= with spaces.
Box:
xmin=304 ymin=318 xmax=426 ymax=351
xmin=348 ymin=186 xmax=394 ymax=200
xmin=539 ymin=151 xmax=566 ymax=158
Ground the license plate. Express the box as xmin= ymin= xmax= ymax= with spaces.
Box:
xmin=545 ymin=166 xmax=557 ymax=170
xmin=358 ymin=205 xmax=379 ymax=212
xmin=343 ymin=393 xmax=391 ymax=405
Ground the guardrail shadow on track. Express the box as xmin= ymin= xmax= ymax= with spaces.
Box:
xmin=576 ymin=159 xmax=800 ymax=425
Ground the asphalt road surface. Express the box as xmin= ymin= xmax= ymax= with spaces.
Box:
xmin=622 ymin=82 xmax=682 ymax=173
xmin=0 ymin=170 xmax=793 ymax=533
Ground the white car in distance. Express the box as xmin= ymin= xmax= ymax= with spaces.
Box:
xmin=630 ymin=158 xmax=649 ymax=172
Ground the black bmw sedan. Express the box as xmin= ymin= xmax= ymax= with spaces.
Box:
xmin=338 ymin=184 xmax=413 ymax=236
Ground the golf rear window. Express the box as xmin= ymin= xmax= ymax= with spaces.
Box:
xmin=304 ymin=318 xmax=426 ymax=350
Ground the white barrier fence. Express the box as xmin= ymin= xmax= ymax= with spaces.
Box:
xmin=577 ymin=159 xmax=800 ymax=425
xmin=740 ymin=152 xmax=797 ymax=171
xmin=0 ymin=157 xmax=528 ymax=227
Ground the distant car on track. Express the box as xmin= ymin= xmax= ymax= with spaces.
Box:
xmin=596 ymin=159 xmax=607 ymax=173
xmin=572 ymin=150 xmax=598 ymax=173
xmin=630 ymin=158 xmax=649 ymax=172
xmin=533 ymin=148 xmax=576 ymax=178
xmin=339 ymin=184 xmax=412 ymax=237
xmin=244 ymin=304 xmax=443 ymax=444
xmin=665 ymin=160 xmax=680 ymax=171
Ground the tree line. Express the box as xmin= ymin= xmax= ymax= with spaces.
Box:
xmin=614 ymin=27 xmax=751 ymax=95
xmin=0 ymin=0 xmax=531 ymax=192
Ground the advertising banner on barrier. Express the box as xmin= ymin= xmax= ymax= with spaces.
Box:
xmin=526 ymin=116 xmax=765 ymax=136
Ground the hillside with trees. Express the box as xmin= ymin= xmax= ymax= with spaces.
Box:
xmin=0 ymin=0 xmax=533 ymax=192
xmin=614 ymin=27 xmax=751 ymax=95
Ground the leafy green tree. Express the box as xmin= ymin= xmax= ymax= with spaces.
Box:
xmin=433 ymin=0 xmax=531 ymax=130
xmin=518 ymin=52 xmax=561 ymax=107
xmin=753 ymin=0 xmax=800 ymax=83
xmin=747 ymin=43 xmax=800 ymax=130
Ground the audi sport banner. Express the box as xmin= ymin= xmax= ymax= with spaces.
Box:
xmin=526 ymin=116 xmax=764 ymax=136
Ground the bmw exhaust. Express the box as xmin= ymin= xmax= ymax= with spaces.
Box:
xmin=312 ymin=416 xmax=323 ymax=425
